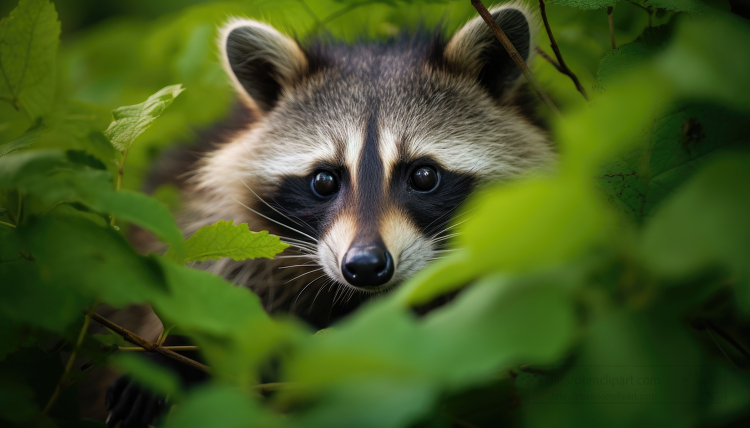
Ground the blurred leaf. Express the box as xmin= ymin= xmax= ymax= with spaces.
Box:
xmin=151 ymin=260 xmax=303 ymax=385
xmin=104 ymin=84 xmax=185 ymax=153
xmin=519 ymin=306 xmax=705 ymax=428
xmin=0 ymin=224 xmax=90 ymax=333
xmin=0 ymin=0 xmax=60 ymax=118
xmin=640 ymin=153 xmax=750 ymax=303
xmin=165 ymin=220 xmax=288 ymax=263
xmin=0 ymin=118 xmax=44 ymax=157
xmin=657 ymin=12 xmax=750 ymax=113
xmin=109 ymin=353 xmax=183 ymax=401
xmin=164 ymin=384 xmax=284 ymax=428
xmin=20 ymin=214 xmax=169 ymax=307
xmin=0 ymin=150 xmax=185 ymax=252
xmin=598 ymin=104 xmax=748 ymax=222
xmin=0 ymin=319 xmax=22 ymax=361
xmin=596 ymin=24 xmax=673 ymax=91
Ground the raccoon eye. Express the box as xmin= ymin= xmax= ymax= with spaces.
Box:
xmin=410 ymin=166 xmax=439 ymax=192
xmin=311 ymin=170 xmax=338 ymax=197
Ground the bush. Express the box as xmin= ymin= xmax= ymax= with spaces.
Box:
xmin=1 ymin=0 xmax=749 ymax=427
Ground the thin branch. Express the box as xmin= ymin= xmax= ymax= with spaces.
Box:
xmin=110 ymin=150 xmax=128 ymax=226
xmin=118 ymin=346 xmax=198 ymax=352
xmin=607 ymin=6 xmax=617 ymax=49
xmin=537 ymin=1 xmax=589 ymax=101
xmin=43 ymin=314 xmax=91 ymax=415
xmin=88 ymin=311 xmax=211 ymax=374
xmin=0 ymin=220 xmax=16 ymax=228
xmin=470 ymin=0 xmax=560 ymax=115
xmin=535 ymin=46 xmax=561 ymax=72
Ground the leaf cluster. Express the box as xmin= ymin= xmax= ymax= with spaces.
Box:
xmin=1 ymin=0 xmax=750 ymax=427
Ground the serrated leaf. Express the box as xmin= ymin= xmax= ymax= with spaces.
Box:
xmin=104 ymin=84 xmax=185 ymax=152
xmin=643 ymin=0 xmax=712 ymax=13
xmin=166 ymin=220 xmax=288 ymax=263
xmin=0 ymin=118 xmax=44 ymax=157
xmin=0 ymin=0 xmax=60 ymax=118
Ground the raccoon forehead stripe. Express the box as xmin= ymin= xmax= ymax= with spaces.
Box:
xmin=352 ymin=109 xmax=386 ymax=241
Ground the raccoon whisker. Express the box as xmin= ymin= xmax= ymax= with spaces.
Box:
xmin=279 ymin=263 xmax=320 ymax=269
xmin=284 ymin=267 xmax=324 ymax=285
xmin=233 ymin=197 xmax=319 ymax=243
xmin=430 ymin=216 xmax=473 ymax=239
xmin=239 ymin=177 xmax=318 ymax=236
xmin=274 ymin=255 xmax=317 ymax=259
xmin=431 ymin=232 xmax=460 ymax=243
xmin=293 ymin=273 xmax=328 ymax=308
xmin=310 ymin=279 xmax=334 ymax=310
xmin=281 ymin=242 xmax=317 ymax=252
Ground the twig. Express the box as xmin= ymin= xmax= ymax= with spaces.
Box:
xmin=43 ymin=314 xmax=92 ymax=415
xmin=118 ymin=346 xmax=198 ymax=352
xmin=470 ymin=0 xmax=560 ymax=115
xmin=88 ymin=312 xmax=211 ymax=374
xmin=627 ymin=1 xmax=653 ymax=27
xmin=0 ymin=220 xmax=16 ymax=228
xmin=607 ymin=6 xmax=617 ymax=49
xmin=252 ymin=382 xmax=291 ymax=392
xmin=537 ymin=1 xmax=589 ymax=101
xmin=535 ymin=46 xmax=561 ymax=72
xmin=110 ymin=150 xmax=128 ymax=226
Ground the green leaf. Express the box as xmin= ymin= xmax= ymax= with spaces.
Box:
xmin=104 ymin=84 xmax=185 ymax=153
xmin=640 ymin=153 xmax=750 ymax=302
xmin=657 ymin=12 xmax=750 ymax=113
xmin=597 ymin=104 xmax=748 ymax=222
xmin=547 ymin=0 xmax=619 ymax=10
xmin=596 ymin=25 xmax=673 ymax=91
xmin=0 ymin=0 xmax=60 ymax=118
xmin=643 ymin=0 xmax=713 ymax=13
xmin=19 ymin=214 xmax=169 ymax=308
xmin=0 ymin=224 xmax=90 ymax=333
xmin=109 ymin=353 xmax=183 ymax=401
xmin=166 ymin=220 xmax=288 ymax=263
xmin=163 ymin=385 xmax=284 ymax=428
xmin=0 ymin=118 xmax=44 ymax=157
xmin=151 ymin=260 xmax=303 ymax=385
xmin=285 ymin=276 xmax=575 ymax=427
xmin=0 ymin=150 xmax=185 ymax=253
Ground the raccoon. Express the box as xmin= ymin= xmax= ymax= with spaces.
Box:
xmin=102 ymin=4 xmax=554 ymax=426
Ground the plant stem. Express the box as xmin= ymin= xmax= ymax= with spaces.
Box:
xmin=607 ymin=6 xmax=617 ymax=49
xmin=470 ymin=0 xmax=560 ymax=115
xmin=118 ymin=346 xmax=198 ymax=352
xmin=110 ymin=150 xmax=128 ymax=226
xmin=0 ymin=220 xmax=16 ymax=228
xmin=537 ymin=0 xmax=589 ymax=101
xmin=43 ymin=314 xmax=92 ymax=415
xmin=88 ymin=311 xmax=211 ymax=373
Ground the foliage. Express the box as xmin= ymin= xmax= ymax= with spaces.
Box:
xmin=1 ymin=0 xmax=749 ymax=427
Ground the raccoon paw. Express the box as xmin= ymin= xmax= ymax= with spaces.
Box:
xmin=105 ymin=376 xmax=167 ymax=428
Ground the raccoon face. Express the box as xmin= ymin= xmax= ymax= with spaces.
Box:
xmin=197 ymin=5 xmax=553 ymax=297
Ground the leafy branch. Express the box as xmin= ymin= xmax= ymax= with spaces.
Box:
xmin=87 ymin=311 xmax=211 ymax=373
xmin=470 ymin=0 xmax=560 ymax=115
xmin=537 ymin=0 xmax=588 ymax=101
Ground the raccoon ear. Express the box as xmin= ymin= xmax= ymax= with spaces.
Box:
xmin=443 ymin=6 xmax=533 ymax=100
xmin=221 ymin=19 xmax=308 ymax=114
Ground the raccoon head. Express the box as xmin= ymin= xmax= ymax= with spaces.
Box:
xmin=196 ymin=4 xmax=553 ymax=302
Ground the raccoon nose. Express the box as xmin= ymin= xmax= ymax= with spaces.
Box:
xmin=341 ymin=245 xmax=394 ymax=288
